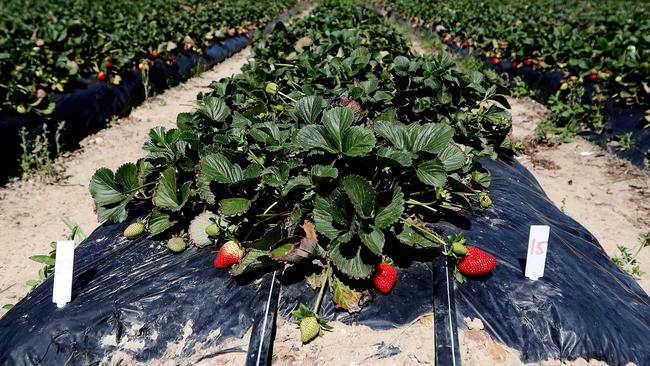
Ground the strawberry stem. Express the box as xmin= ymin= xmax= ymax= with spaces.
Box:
xmin=278 ymin=90 xmax=297 ymax=103
xmin=399 ymin=217 xmax=446 ymax=246
xmin=405 ymin=198 xmax=438 ymax=213
xmin=313 ymin=262 xmax=331 ymax=314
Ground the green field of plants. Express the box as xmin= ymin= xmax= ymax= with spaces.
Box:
xmin=0 ymin=0 xmax=297 ymax=115
xmin=0 ymin=0 xmax=649 ymax=364
xmin=376 ymin=0 xmax=649 ymax=108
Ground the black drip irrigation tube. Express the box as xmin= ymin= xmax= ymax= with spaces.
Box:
xmin=0 ymin=3 xmax=307 ymax=184
xmin=381 ymin=6 xmax=649 ymax=169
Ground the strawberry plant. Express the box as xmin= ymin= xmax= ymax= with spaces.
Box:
xmin=374 ymin=0 xmax=649 ymax=108
xmin=89 ymin=0 xmax=507 ymax=343
xmin=0 ymin=0 xmax=298 ymax=116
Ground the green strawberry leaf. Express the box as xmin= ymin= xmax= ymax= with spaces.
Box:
xmin=295 ymin=95 xmax=324 ymax=124
xmin=219 ymin=197 xmax=252 ymax=216
xmin=358 ymin=227 xmax=385 ymax=255
xmin=416 ymin=159 xmax=447 ymax=187
xmin=231 ymin=249 xmax=277 ymax=276
xmin=341 ymin=175 xmax=376 ymax=219
xmin=322 ymin=106 xmax=355 ymax=151
xmin=295 ymin=125 xmax=337 ymax=154
xmin=373 ymin=120 xmax=407 ymax=149
xmin=89 ymin=164 xmax=137 ymax=206
xmin=330 ymin=241 xmax=374 ymax=279
xmin=29 ymin=255 xmax=55 ymax=266
xmin=377 ymin=147 xmax=417 ymax=167
xmin=438 ymin=143 xmax=466 ymax=171
xmin=396 ymin=223 xmax=441 ymax=249
xmin=331 ymin=275 xmax=362 ymax=312
xmin=244 ymin=225 xmax=284 ymax=250
xmin=282 ymin=175 xmax=313 ymax=196
xmin=89 ymin=163 xmax=139 ymax=222
xmin=310 ymin=164 xmax=338 ymax=179
xmin=149 ymin=210 xmax=177 ymax=237
xmin=153 ymin=167 xmax=191 ymax=212
xmin=200 ymin=153 xmax=244 ymax=184
xmin=197 ymin=96 xmax=230 ymax=123
xmin=313 ymin=191 xmax=349 ymax=240
xmin=375 ymin=185 xmax=404 ymax=229
xmin=342 ymin=126 xmax=376 ymax=156
xmin=408 ymin=123 xmax=454 ymax=154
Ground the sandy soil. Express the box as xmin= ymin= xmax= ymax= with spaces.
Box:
xmin=0 ymin=48 xmax=251 ymax=311
xmin=272 ymin=314 xmax=623 ymax=366
xmin=272 ymin=314 xmax=434 ymax=365
xmin=509 ymin=96 xmax=650 ymax=293
xmin=102 ymin=321 xmax=250 ymax=366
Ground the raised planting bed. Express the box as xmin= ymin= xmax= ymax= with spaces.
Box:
xmin=374 ymin=0 xmax=650 ymax=168
xmin=0 ymin=1 xmax=648 ymax=365
xmin=0 ymin=0 xmax=301 ymax=183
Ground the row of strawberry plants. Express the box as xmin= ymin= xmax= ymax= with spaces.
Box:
xmin=373 ymin=0 xmax=649 ymax=109
xmin=89 ymin=0 xmax=510 ymax=344
xmin=0 ymin=0 xmax=298 ymax=116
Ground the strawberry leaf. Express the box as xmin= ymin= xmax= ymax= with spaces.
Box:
xmin=231 ymin=249 xmax=277 ymax=276
xmin=341 ymin=175 xmax=376 ymax=219
xmin=331 ymin=275 xmax=362 ymax=312
xmin=358 ymin=227 xmax=385 ymax=256
xmin=416 ymin=159 xmax=447 ymax=187
xmin=375 ymin=186 xmax=404 ymax=229
xmin=295 ymin=95 xmax=324 ymax=124
xmin=197 ymin=96 xmax=230 ymax=123
xmin=148 ymin=210 xmax=177 ymax=237
xmin=153 ymin=167 xmax=191 ymax=212
xmin=313 ymin=192 xmax=349 ymax=240
xmin=330 ymin=241 xmax=374 ymax=279
xmin=408 ymin=123 xmax=454 ymax=154
xmin=219 ymin=198 xmax=251 ymax=216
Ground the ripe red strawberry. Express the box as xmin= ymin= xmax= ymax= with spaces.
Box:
xmin=97 ymin=71 xmax=106 ymax=81
xmin=151 ymin=50 xmax=159 ymax=57
xmin=537 ymin=59 xmax=544 ymax=67
xmin=214 ymin=240 xmax=244 ymax=269
xmin=106 ymin=60 xmax=113 ymax=68
xmin=524 ymin=58 xmax=532 ymax=66
xmin=511 ymin=59 xmax=518 ymax=67
xmin=491 ymin=57 xmax=499 ymax=65
xmin=462 ymin=41 xmax=470 ymax=48
xmin=457 ymin=246 xmax=496 ymax=276
xmin=588 ymin=72 xmax=597 ymax=81
xmin=373 ymin=263 xmax=397 ymax=295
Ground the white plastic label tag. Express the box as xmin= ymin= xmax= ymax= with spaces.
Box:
xmin=525 ymin=225 xmax=550 ymax=280
xmin=52 ymin=240 xmax=75 ymax=308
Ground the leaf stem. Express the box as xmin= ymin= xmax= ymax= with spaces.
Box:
xmin=399 ymin=217 xmax=446 ymax=246
xmin=263 ymin=201 xmax=279 ymax=215
xmin=247 ymin=149 xmax=265 ymax=167
xmin=274 ymin=63 xmax=298 ymax=68
xmin=313 ymin=262 xmax=331 ymax=313
xmin=405 ymin=198 xmax=438 ymax=213
xmin=278 ymin=91 xmax=297 ymax=103
xmin=125 ymin=182 xmax=157 ymax=194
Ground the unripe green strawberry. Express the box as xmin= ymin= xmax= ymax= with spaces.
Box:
xmin=205 ymin=223 xmax=220 ymax=237
xmin=167 ymin=236 xmax=187 ymax=253
xmin=300 ymin=316 xmax=320 ymax=343
xmin=265 ymin=82 xmax=278 ymax=95
xmin=451 ymin=241 xmax=468 ymax=255
xmin=479 ymin=193 xmax=492 ymax=208
xmin=124 ymin=221 xmax=145 ymax=239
